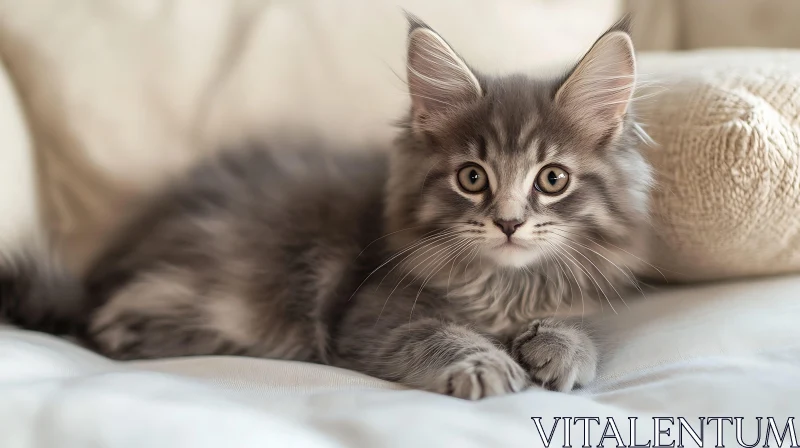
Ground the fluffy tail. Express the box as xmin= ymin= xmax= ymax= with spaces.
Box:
xmin=0 ymin=249 xmax=89 ymax=337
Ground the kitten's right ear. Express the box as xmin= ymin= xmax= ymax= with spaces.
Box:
xmin=405 ymin=15 xmax=481 ymax=126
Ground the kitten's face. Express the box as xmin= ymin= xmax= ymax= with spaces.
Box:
xmin=386 ymin=18 xmax=651 ymax=270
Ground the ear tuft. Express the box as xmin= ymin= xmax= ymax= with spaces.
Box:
xmin=607 ymin=14 xmax=633 ymax=35
xmin=404 ymin=11 xmax=428 ymax=36
xmin=555 ymin=20 xmax=636 ymax=139
xmin=405 ymin=17 xmax=481 ymax=122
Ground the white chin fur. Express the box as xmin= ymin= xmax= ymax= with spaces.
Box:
xmin=484 ymin=244 xmax=542 ymax=268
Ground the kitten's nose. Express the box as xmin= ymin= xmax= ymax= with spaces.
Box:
xmin=493 ymin=219 xmax=525 ymax=237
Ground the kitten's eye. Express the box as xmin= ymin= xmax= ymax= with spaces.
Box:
xmin=535 ymin=165 xmax=569 ymax=195
xmin=457 ymin=164 xmax=489 ymax=193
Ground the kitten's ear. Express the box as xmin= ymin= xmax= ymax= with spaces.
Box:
xmin=555 ymin=18 xmax=636 ymax=139
xmin=406 ymin=16 xmax=481 ymax=124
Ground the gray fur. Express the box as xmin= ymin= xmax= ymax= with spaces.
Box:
xmin=0 ymin=16 xmax=652 ymax=399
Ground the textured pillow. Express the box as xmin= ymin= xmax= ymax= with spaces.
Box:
xmin=636 ymin=50 xmax=800 ymax=282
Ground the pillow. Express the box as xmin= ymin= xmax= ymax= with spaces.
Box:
xmin=0 ymin=57 xmax=40 ymax=253
xmin=636 ymin=50 xmax=800 ymax=282
xmin=0 ymin=0 xmax=620 ymax=272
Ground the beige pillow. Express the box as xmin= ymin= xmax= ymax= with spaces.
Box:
xmin=637 ymin=50 xmax=800 ymax=282
xmin=0 ymin=58 xmax=40 ymax=252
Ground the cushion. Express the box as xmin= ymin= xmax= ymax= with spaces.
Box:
xmin=629 ymin=1 xmax=800 ymax=51
xmin=3 ymin=274 xmax=800 ymax=446
xmin=636 ymin=50 xmax=800 ymax=281
xmin=0 ymin=56 xmax=39 ymax=253
xmin=0 ymin=0 xmax=620 ymax=272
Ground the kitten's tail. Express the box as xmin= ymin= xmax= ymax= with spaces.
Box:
xmin=0 ymin=248 xmax=89 ymax=337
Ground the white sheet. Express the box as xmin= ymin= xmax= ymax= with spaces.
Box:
xmin=2 ymin=276 xmax=800 ymax=447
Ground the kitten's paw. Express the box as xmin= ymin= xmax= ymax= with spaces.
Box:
xmin=88 ymin=317 xmax=143 ymax=360
xmin=433 ymin=350 xmax=530 ymax=400
xmin=511 ymin=319 xmax=597 ymax=392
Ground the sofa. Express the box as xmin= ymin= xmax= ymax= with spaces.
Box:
xmin=2 ymin=1 xmax=800 ymax=446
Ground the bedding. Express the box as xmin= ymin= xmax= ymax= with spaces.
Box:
xmin=2 ymin=2 xmax=800 ymax=446
xmin=2 ymin=275 xmax=800 ymax=447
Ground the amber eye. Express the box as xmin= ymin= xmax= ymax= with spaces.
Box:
xmin=457 ymin=164 xmax=489 ymax=193
xmin=535 ymin=165 xmax=570 ymax=195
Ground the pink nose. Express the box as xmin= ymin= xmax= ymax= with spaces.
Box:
xmin=493 ymin=219 xmax=524 ymax=237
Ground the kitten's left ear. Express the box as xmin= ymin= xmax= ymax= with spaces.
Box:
xmin=555 ymin=17 xmax=636 ymax=140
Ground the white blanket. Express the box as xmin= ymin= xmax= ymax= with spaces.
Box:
xmin=2 ymin=276 xmax=800 ymax=447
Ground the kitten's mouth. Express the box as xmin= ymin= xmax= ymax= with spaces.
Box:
xmin=484 ymin=239 xmax=540 ymax=267
xmin=493 ymin=240 xmax=528 ymax=250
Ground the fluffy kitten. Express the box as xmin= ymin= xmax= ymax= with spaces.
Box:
xmin=0 ymin=17 xmax=652 ymax=399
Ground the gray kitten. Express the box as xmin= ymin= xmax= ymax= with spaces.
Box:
xmin=0 ymin=17 xmax=652 ymax=399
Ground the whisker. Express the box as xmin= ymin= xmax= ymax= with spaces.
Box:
xmin=409 ymin=240 xmax=476 ymax=323
xmin=463 ymin=244 xmax=481 ymax=281
xmin=403 ymin=235 xmax=463 ymax=287
xmin=557 ymin=239 xmax=627 ymax=313
xmin=543 ymin=240 xmax=584 ymax=319
xmin=356 ymin=224 xmax=439 ymax=259
xmin=357 ymin=221 xmax=477 ymax=259
xmin=406 ymin=237 xmax=470 ymax=288
xmin=349 ymin=228 xmax=462 ymax=301
xmin=632 ymin=121 xmax=656 ymax=146
xmin=376 ymin=235 xmax=470 ymax=324
xmin=538 ymin=243 xmax=570 ymax=314
xmin=556 ymin=224 xmax=673 ymax=280
xmin=375 ymin=240 xmax=472 ymax=325
xmin=396 ymin=236 xmax=468 ymax=290
xmin=447 ymin=243 xmax=479 ymax=296
xmin=372 ymin=235 xmax=463 ymax=327
xmin=552 ymin=240 xmax=610 ymax=315
xmin=550 ymin=228 xmax=647 ymax=301
xmin=378 ymin=229 xmax=462 ymax=286
xmin=381 ymin=232 xmax=466 ymax=288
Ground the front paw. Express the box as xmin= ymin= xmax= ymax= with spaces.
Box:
xmin=511 ymin=319 xmax=597 ymax=392
xmin=432 ymin=350 xmax=530 ymax=400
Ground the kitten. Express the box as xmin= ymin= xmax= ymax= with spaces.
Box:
xmin=0 ymin=16 xmax=652 ymax=400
